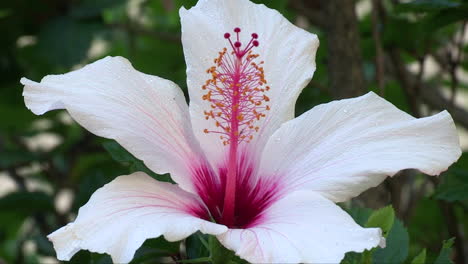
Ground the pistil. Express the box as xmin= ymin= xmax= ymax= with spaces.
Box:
xmin=222 ymin=53 xmax=241 ymax=226
xmin=201 ymin=27 xmax=270 ymax=226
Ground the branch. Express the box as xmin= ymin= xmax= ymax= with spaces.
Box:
xmin=389 ymin=48 xmax=468 ymax=129
xmin=371 ymin=0 xmax=385 ymax=96
xmin=439 ymin=200 xmax=465 ymax=264
xmin=320 ymin=0 xmax=366 ymax=98
xmin=420 ymin=84 xmax=468 ymax=129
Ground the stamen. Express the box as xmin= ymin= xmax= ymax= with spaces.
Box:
xmin=201 ymin=28 xmax=269 ymax=145
xmin=201 ymin=27 xmax=270 ymax=227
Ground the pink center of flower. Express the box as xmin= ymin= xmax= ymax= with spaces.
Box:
xmin=193 ymin=156 xmax=280 ymax=228
xmin=196 ymin=28 xmax=275 ymax=228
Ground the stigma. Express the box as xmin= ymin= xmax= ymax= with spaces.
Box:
xmin=202 ymin=27 xmax=270 ymax=146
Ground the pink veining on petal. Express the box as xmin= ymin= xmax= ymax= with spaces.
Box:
xmin=98 ymin=190 xmax=209 ymax=220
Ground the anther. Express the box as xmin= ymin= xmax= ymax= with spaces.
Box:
xmin=251 ymin=33 xmax=258 ymax=39
xmin=253 ymin=40 xmax=259 ymax=47
xmin=234 ymin=27 xmax=241 ymax=33
xmin=234 ymin=41 xmax=241 ymax=48
xmin=224 ymin=33 xmax=231 ymax=39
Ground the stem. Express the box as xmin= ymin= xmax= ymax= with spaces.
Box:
xmin=222 ymin=57 xmax=241 ymax=227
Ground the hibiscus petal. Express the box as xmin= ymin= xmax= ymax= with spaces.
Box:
xmin=259 ymin=92 xmax=461 ymax=202
xmin=21 ymin=56 xmax=206 ymax=193
xmin=180 ymin=0 xmax=319 ymax=165
xmin=218 ymin=190 xmax=383 ymax=263
xmin=48 ymin=172 xmax=227 ymax=263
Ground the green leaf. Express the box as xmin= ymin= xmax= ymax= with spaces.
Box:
xmin=434 ymin=170 xmax=468 ymax=201
xmin=68 ymin=251 xmax=91 ymax=263
xmin=209 ymin=236 xmax=248 ymax=264
xmin=0 ymin=9 xmax=11 ymax=19
xmin=129 ymin=162 xmax=173 ymax=183
xmin=422 ymin=7 xmax=468 ymax=31
xmin=0 ymin=211 xmax=28 ymax=262
xmin=411 ymin=249 xmax=426 ymax=264
xmin=434 ymin=153 xmax=468 ymax=201
xmin=397 ymin=0 xmax=460 ymax=12
xmin=33 ymin=234 xmax=55 ymax=257
xmin=348 ymin=206 xmax=373 ymax=226
xmin=342 ymin=207 xmax=375 ymax=264
xmin=131 ymin=237 xmax=179 ymax=264
xmin=178 ymin=257 xmax=212 ymax=263
xmin=362 ymin=205 xmax=395 ymax=264
xmin=73 ymin=171 xmax=115 ymax=211
xmin=434 ymin=238 xmax=455 ymax=264
xmin=186 ymin=232 xmax=210 ymax=260
xmin=341 ymin=252 xmax=363 ymax=264
xmin=365 ymin=205 xmax=395 ymax=236
xmin=0 ymin=191 xmax=54 ymax=214
xmin=102 ymin=140 xmax=174 ymax=183
xmin=210 ymin=235 xmax=234 ymax=264
xmin=383 ymin=16 xmax=426 ymax=53
xmin=102 ymin=141 xmax=135 ymax=163
xmin=70 ymin=0 xmax=126 ymax=19
xmin=37 ymin=17 xmax=102 ymax=69
xmin=90 ymin=253 xmax=113 ymax=264
xmin=251 ymin=0 xmax=289 ymax=13
xmin=0 ymin=149 xmax=39 ymax=168
xmin=372 ymin=219 xmax=409 ymax=264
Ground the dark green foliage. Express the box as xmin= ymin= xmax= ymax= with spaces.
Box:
xmin=434 ymin=238 xmax=455 ymax=264
xmin=435 ymin=153 xmax=468 ymax=202
xmin=0 ymin=0 xmax=466 ymax=263
xmin=365 ymin=205 xmax=396 ymax=236
xmin=372 ymin=219 xmax=410 ymax=264
xmin=397 ymin=0 xmax=461 ymax=12
xmin=103 ymin=140 xmax=173 ymax=183
xmin=345 ymin=207 xmax=409 ymax=264
xmin=0 ymin=191 xmax=54 ymax=214
xmin=185 ymin=232 xmax=210 ymax=260
xmin=411 ymin=249 xmax=426 ymax=264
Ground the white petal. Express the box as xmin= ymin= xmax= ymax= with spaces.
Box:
xmin=21 ymin=56 xmax=205 ymax=193
xmin=180 ymin=0 xmax=319 ymax=166
xmin=48 ymin=172 xmax=227 ymax=263
xmin=218 ymin=191 xmax=383 ymax=263
xmin=259 ymin=92 xmax=461 ymax=202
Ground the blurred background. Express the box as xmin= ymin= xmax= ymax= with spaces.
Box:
xmin=0 ymin=0 xmax=467 ymax=263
